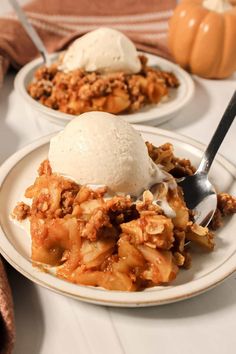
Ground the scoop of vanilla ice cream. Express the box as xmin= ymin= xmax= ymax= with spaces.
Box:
xmin=60 ymin=27 xmax=141 ymax=74
xmin=48 ymin=112 xmax=163 ymax=196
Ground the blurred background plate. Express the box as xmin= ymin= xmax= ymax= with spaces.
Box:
xmin=14 ymin=52 xmax=195 ymax=126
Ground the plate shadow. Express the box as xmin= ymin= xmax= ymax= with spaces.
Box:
xmin=160 ymin=78 xmax=210 ymax=130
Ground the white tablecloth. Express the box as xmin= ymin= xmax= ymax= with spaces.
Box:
xmin=1 ymin=68 xmax=236 ymax=354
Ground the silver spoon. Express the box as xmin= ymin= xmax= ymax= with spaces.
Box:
xmin=9 ymin=0 xmax=50 ymax=65
xmin=178 ymin=90 xmax=236 ymax=227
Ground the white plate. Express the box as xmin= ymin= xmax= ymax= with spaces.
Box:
xmin=14 ymin=52 xmax=194 ymax=126
xmin=0 ymin=126 xmax=235 ymax=307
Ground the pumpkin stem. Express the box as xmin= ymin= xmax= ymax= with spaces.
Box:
xmin=203 ymin=0 xmax=233 ymax=12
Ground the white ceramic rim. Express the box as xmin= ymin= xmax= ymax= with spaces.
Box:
xmin=14 ymin=52 xmax=195 ymax=125
xmin=0 ymin=126 xmax=235 ymax=307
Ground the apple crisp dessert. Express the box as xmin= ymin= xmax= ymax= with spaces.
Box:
xmin=27 ymin=56 xmax=179 ymax=115
xmin=12 ymin=142 xmax=236 ymax=291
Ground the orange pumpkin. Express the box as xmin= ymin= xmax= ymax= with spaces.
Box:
xmin=168 ymin=0 xmax=236 ymax=79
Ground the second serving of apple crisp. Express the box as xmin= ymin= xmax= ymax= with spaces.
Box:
xmin=28 ymin=56 xmax=179 ymax=116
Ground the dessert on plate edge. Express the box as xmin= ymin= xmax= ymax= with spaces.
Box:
xmin=12 ymin=112 xmax=236 ymax=292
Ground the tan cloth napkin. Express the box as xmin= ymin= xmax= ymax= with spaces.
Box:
xmin=0 ymin=0 xmax=177 ymax=84
xmin=0 ymin=260 xmax=15 ymax=354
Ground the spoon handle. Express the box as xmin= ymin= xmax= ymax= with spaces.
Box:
xmin=9 ymin=0 xmax=50 ymax=65
xmin=197 ymin=90 xmax=236 ymax=174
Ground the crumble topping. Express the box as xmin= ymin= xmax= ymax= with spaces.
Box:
xmin=28 ymin=55 xmax=179 ymax=115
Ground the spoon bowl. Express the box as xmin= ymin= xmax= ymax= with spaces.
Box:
xmin=178 ymin=173 xmax=217 ymax=226
xmin=178 ymin=90 xmax=236 ymax=227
